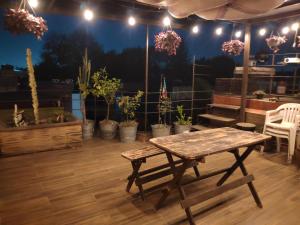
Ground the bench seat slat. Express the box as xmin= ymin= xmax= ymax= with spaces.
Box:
xmin=121 ymin=146 xmax=164 ymax=161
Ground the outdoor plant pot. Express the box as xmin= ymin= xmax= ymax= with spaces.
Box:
xmin=151 ymin=124 xmax=171 ymax=138
xmin=119 ymin=121 xmax=138 ymax=143
xmin=99 ymin=119 xmax=118 ymax=139
xmin=82 ymin=119 xmax=95 ymax=140
xmin=174 ymin=122 xmax=191 ymax=134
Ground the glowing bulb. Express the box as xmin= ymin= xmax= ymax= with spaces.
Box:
xmin=215 ymin=27 xmax=223 ymax=36
xmin=235 ymin=30 xmax=242 ymax=38
xmin=28 ymin=0 xmax=38 ymax=8
xmin=259 ymin=28 xmax=267 ymax=36
xmin=192 ymin=25 xmax=199 ymax=34
xmin=163 ymin=16 xmax=171 ymax=26
xmin=128 ymin=16 xmax=136 ymax=26
xmin=291 ymin=22 xmax=299 ymax=31
xmin=282 ymin=26 xmax=290 ymax=34
xmin=83 ymin=9 xmax=94 ymax=21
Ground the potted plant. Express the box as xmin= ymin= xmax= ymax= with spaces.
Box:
xmin=174 ymin=105 xmax=192 ymax=134
xmin=118 ymin=91 xmax=143 ymax=143
xmin=151 ymin=97 xmax=172 ymax=137
xmin=253 ymin=90 xmax=266 ymax=99
xmin=78 ymin=48 xmax=94 ymax=140
xmin=92 ymin=68 xmax=121 ymax=139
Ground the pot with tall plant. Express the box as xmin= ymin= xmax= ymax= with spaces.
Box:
xmin=92 ymin=68 xmax=121 ymax=139
xmin=78 ymin=48 xmax=94 ymax=140
xmin=151 ymin=97 xmax=172 ymax=137
xmin=118 ymin=91 xmax=143 ymax=143
xmin=174 ymin=105 xmax=192 ymax=134
xmin=151 ymin=77 xmax=171 ymax=137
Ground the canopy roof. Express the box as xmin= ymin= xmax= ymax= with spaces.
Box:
xmin=137 ymin=0 xmax=300 ymax=21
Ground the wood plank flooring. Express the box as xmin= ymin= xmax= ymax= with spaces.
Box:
xmin=0 ymin=139 xmax=300 ymax=225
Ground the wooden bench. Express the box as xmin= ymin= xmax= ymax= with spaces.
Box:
xmin=198 ymin=113 xmax=236 ymax=123
xmin=121 ymin=145 xmax=201 ymax=200
xmin=208 ymin=103 xmax=240 ymax=111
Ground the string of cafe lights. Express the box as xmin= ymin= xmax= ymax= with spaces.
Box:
xmin=28 ymin=0 xmax=299 ymax=37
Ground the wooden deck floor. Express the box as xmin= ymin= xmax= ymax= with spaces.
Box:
xmin=0 ymin=139 xmax=300 ymax=225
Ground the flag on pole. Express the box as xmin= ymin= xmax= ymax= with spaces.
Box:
xmin=160 ymin=77 xmax=168 ymax=100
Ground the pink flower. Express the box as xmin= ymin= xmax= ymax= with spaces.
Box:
xmin=266 ymin=35 xmax=287 ymax=53
xmin=4 ymin=9 xmax=48 ymax=39
xmin=155 ymin=30 xmax=182 ymax=56
xmin=222 ymin=40 xmax=245 ymax=56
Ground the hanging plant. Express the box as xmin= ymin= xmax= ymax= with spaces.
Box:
xmin=155 ymin=30 xmax=182 ymax=56
xmin=222 ymin=40 xmax=245 ymax=56
xmin=265 ymin=35 xmax=287 ymax=53
xmin=4 ymin=1 xmax=48 ymax=39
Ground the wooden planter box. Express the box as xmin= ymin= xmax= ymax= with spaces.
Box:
xmin=0 ymin=121 xmax=82 ymax=155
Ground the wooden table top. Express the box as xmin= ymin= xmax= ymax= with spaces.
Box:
xmin=150 ymin=127 xmax=271 ymax=160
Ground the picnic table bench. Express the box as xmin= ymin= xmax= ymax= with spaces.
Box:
xmin=122 ymin=145 xmax=201 ymax=200
xmin=150 ymin=127 xmax=271 ymax=225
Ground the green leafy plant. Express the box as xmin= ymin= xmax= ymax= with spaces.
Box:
xmin=176 ymin=105 xmax=192 ymax=125
xmin=158 ymin=97 xmax=172 ymax=126
xmin=118 ymin=91 xmax=144 ymax=125
xmin=77 ymin=48 xmax=91 ymax=124
xmin=92 ymin=68 xmax=121 ymax=120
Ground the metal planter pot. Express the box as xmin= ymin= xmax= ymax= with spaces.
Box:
xmin=151 ymin=124 xmax=171 ymax=138
xmin=119 ymin=122 xmax=138 ymax=143
xmin=99 ymin=120 xmax=118 ymax=139
xmin=174 ymin=123 xmax=191 ymax=134
xmin=82 ymin=119 xmax=94 ymax=140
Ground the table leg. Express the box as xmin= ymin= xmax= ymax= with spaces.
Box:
xmin=126 ymin=160 xmax=142 ymax=192
xmin=178 ymin=186 xmax=195 ymax=225
xmin=233 ymin=150 xmax=263 ymax=208
xmin=156 ymin=153 xmax=189 ymax=209
xmin=217 ymin=145 xmax=255 ymax=186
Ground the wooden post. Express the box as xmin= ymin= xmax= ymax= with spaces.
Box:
xmin=240 ymin=23 xmax=251 ymax=122
xmin=144 ymin=25 xmax=149 ymax=132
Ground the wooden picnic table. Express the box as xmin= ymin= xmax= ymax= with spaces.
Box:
xmin=150 ymin=127 xmax=271 ymax=225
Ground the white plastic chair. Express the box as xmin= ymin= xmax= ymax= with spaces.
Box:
xmin=263 ymin=103 xmax=300 ymax=163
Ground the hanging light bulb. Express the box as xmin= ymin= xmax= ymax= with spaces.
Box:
xmin=215 ymin=27 xmax=223 ymax=36
xmin=28 ymin=0 xmax=38 ymax=8
xmin=163 ymin=16 xmax=171 ymax=26
xmin=259 ymin=28 xmax=267 ymax=36
xmin=291 ymin=22 xmax=299 ymax=31
xmin=83 ymin=9 xmax=94 ymax=21
xmin=235 ymin=30 xmax=242 ymax=38
xmin=192 ymin=25 xmax=199 ymax=34
xmin=128 ymin=16 xmax=136 ymax=26
xmin=282 ymin=26 xmax=290 ymax=35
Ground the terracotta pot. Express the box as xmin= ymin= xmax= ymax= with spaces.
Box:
xmin=151 ymin=124 xmax=171 ymax=138
xmin=99 ymin=120 xmax=118 ymax=139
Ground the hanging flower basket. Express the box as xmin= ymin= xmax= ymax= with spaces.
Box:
xmin=222 ymin=40 xmax=245 ymax=56
xmin=265 ymin=35 xmax=287 ymax=53
xmin=155 ymin=30 xmax=182 ymax=56
xmin=4 ymin=8 xmax=48 ymax=39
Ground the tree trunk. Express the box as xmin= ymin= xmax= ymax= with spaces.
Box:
xmin=106 ymin=103 xmax=110 ymax=120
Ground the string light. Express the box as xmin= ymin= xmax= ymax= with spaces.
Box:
xmin=235 ymin=30 xmax=242 ymax=38
xmin=282 ymin=26 xmax=290 ymax=34
xmin=291 ymin=22 xmax=299 ymax=31
xmin=83 ymin=9 xmax=94 ymax=21
xmin=215 ymin=27 xmax=223 ymax=36
xmin=192 ymin=25 xmax=199 ymax=34
xmin=259 ymin=28 xmax=267 ymax=36
xmin=28 ymin=0 xmax=38 ymax=8
xmin=128 ymin=16 xmax=136 ymax=26
xmin=163 ymin=16 xmax=171 ymax=26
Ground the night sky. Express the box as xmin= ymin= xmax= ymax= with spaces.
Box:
xmin=0 ymin=9 xmax=299 ymax=68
